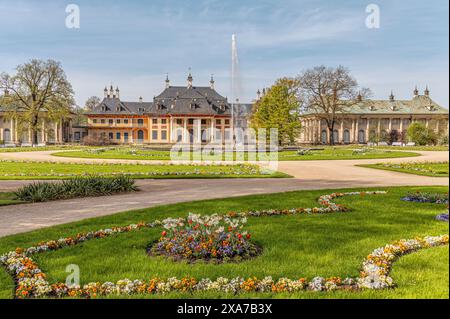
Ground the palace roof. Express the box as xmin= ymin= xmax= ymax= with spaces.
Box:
xmin=302 ymin=95 xmax=448 ymax=116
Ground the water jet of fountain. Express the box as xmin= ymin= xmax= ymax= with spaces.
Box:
xmin=231 ymin=34 xmax=243 ymax=132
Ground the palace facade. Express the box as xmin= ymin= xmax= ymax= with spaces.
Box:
xmin=0 ymin=108 xmax=73 ymax=145
xmin=87 ymin=74 xmax=251 ymax=144
xmin=299 ymin=88 xmax=449 ymax=145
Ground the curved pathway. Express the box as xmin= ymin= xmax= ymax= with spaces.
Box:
xmin=0 ymin=150 xmax=448 ymax=237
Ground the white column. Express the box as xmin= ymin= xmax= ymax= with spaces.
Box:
xmin=169 ymin=117 xmax=174 ymax=142
xmin=388 ymin=118 xmax=392 ymax=131
xmin=354 ymin=119 xmax=359 ymax=143
xmin=436 ymin=119 xmax=440 ymax=134
xmin=55 ymin=122 xmax=59 ymax=143
xmin=0 ymin=128 xmax=3 ymax=141
xmin=183 ymin=118 xmax=188 ymax=143
xmin=196 ymin=119 xmax=202 ymax=143
xmin=366 ymin=119 xmax=370 ymax=143
xmin=14 ymin=119 xmax=18 ymax=142
xmin=340 ymin=120 xmax=344 ymax=144
xmin=377 ymin=119 xmax=381 ymax=139
xmin=42 ymin=120 xmax=46 ymax=144
xmin=210 ymin=119 xmax=215 ymax=142
xmin=425 ymin=119 xmax=429 ymax=128
xmin=351 ymin=119 xmax=355 ymax=143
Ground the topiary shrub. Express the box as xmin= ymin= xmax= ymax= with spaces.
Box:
xmin=15 ymin=176 xmax=138 ymax=202
xmin=406 ymin=122 xmax=438 ymax=145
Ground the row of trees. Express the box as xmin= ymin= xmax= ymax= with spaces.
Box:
xmin=251 ymin=66 xmax=371 ymax=145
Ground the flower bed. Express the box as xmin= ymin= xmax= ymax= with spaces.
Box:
xmin=149 ymin=213 xmax=260 ymax=263
xmin=401 ymin=191 xmax=448 ymax=204
xmin=373 ymin=161 xmax=449 ymax=176
xmin=2 ymin=190 xmax=448 ymax=299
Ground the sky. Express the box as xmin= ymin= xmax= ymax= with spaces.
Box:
xmin=0 ymin=0 xmax=448 ymax=108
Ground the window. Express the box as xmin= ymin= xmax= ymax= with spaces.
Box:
xmin=124 ymin=132 xmax=129 ymax=142
xmin=188 ymin=119 xmax=194 ymax=125
xmin=161 ymin=130 xmax=167 ymax=140
xmin=124 ymin=119 xmax=129 ymax=124
xmin=161 ymin=119 xmax=167 ymax=124
xmin=116 ymin=119 xmax=121 ymax=124
xmin=216 ymin=119 xmax=221 ymax=125
xmin=201 ymin=119 xmax=207 ymax=125
xmin=92 ymin=119 xmax=97 ymax=124
xmin=137 ymin=119 xmax=144 ymax=126
xmin=152 ymin=119 xmax=158 ymax=125
xmin=101 ymin=119 xmax=105 ymax=124
xmin=152 ymin=130 xmax=158 ymax=140
xmin=176 ymin=119 xmax=183 ymax=125
xmin=116 ymin=132 xmax=121 ymax=140
xmin=109 ymin=119 xmax=113 ymax=125
xmin=108 ymin=132 xmax=114 ymax=139
xmin=224 ymin=119 xmax=230 ymax=125
xmin=74 ymin=132 xmax=81 ymax=141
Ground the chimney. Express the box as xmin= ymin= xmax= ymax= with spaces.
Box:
xmin=424 ymin=86 xmax=430 ymax=97
xmin=389 ymin=90 xmax=395 ymax=101
xmin=210 ymin=74 xmax=215 ymax=90
xmin=413 ymin=86 xmax=419 ymax=97
xmin=109 ymin=85 xmax=114 ymax=98
xmin=187 ymin=71 xmax=193 ymax=88
xmin=139 ymin=96 xmax=143 ymax=103
xmin=165 ymin=74 xmax=170 ymax=89
xmin=104 ymin=86 xmax=108 ymax=98
xmin=115 ymin=87 xmax=120 ymax=99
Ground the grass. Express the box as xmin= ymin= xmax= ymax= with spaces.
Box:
xmin=360 ymin=162 xmax=449 ymax=177
xmin=52 ymin=147 xmax=420 ymax=161
xmin=0 ymin=145 xmax=92 ymax=153
xmin=0 ymin=186 xmax=447 ymax=299
xmin=368 ymin=145 xmax=449 ymax=152
xmin=0 ymin=161 xmax=289 ymax=180
xmin=0 ymin=193 xmax=23 ymax=206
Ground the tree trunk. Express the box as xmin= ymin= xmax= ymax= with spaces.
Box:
xmin=328 ymin=122 xmax=335 ymax=146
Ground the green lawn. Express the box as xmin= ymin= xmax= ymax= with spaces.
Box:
xmin=0 ymin=186 xmax=447 ymax=299
xmin=0 ymin=193 xmax=23 ymax=206
xmin=53 ymin=147 xmax=420 ymax=161
xmin=368 ymin=145 xmax=449 ymax=152
xmin=0 ymin=145 xmax=92 ymax=153
xmin=360 ymin=162 xmax=449 ymax=177
xmin=0 ymin=161 xmax=288 ymax=180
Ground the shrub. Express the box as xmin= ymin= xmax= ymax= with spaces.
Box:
xmin=438 ymin=133 xmax=449 ymax=146
xmin=82 ymin=135 xmax=116 ymax=146
xmin=15 ymin=176 xmax=138 ymax=202
xmin=406 ymin=122 xmax=438 ymax=145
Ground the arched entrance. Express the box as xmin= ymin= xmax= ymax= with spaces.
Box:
xmin=3 ymin=129 xmax=11 ymax=143
xmin=321 ymin=130 xmax=327 ymax=144
xmin=333 ymin=130 xmax=339 ymax=144
xmin=344 ymin=130 xmax=350 ymax=144
xmin=137 ymin=130 xmax=144 ymax=143
xmin=358 ymin=130 xmax=366 ymax=144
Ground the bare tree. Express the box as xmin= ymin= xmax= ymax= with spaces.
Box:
xmin=0 ymin=59 xmax=74 ymax=145
xmin=297 ymin=65 xmax=370 ymax=145
xmin=85 ymin=96 xmax=101 ymax=111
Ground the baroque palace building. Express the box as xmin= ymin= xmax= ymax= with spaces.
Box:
xmin=299 ymin=87 xmax=449 ymax=145
xmin=87 ymin=74 xmax=251 ymax=144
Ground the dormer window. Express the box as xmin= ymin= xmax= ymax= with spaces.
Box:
xmin=116 ymin=106 xmax=121 ymax=112
xmin=101 ymin=106 xmax=107 ymax=112
xmin=427 ymin=105 xmax=435 ymax=111
xmin=369 ymin=105 xmax=375 ymax=111
xmin=138 ymin=107 xmax=145 ymax=113
xmin=390 ymin=104 xmax=396 ymax=111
